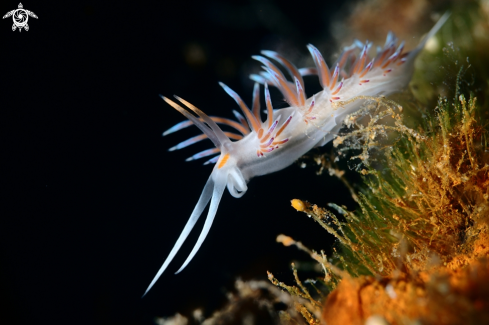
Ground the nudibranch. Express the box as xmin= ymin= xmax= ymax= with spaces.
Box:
xmin=143 ymin=13 xmax=449 ymax=296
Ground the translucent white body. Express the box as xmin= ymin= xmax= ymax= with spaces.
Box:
xmin=143 ymin=13 xmax=449 ymax=296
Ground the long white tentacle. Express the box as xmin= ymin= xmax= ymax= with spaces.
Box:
xmin=142 ymin=173 xmax=215 ymax=297
xmin=174 ymin=171 xmax=227 ymax=274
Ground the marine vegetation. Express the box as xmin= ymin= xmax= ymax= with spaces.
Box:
xmin=266 ymin=4 xmax=489 ymax=323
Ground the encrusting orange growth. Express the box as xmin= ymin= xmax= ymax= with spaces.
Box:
xmin=322 ymin=233 xmax=489 ymax=325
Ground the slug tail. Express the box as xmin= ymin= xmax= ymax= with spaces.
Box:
xmin=410 ymin=12 xmax=451 ymax=58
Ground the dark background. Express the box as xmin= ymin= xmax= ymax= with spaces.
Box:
xmin=1 ymin=0 xmax=358 ymax=324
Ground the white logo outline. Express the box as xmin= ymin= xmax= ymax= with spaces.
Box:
xmin=3 ymin=3 xmax=38 ymax=32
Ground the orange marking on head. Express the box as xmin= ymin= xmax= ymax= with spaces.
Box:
xmin=217 ymin=153 xmax=230 ymax=169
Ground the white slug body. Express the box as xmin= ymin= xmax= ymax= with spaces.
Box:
xmin=143 ymin=13 xmax=449 ymax=296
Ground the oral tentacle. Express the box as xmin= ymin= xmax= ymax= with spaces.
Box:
xmin=174 ymin=171 xmax=227 ymax=274
xmin=142 ymin=173 xmax=215 ymax=297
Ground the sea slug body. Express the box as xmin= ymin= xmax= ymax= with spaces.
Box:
xmin=143 ymin=13 xmax=449 ymax=296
